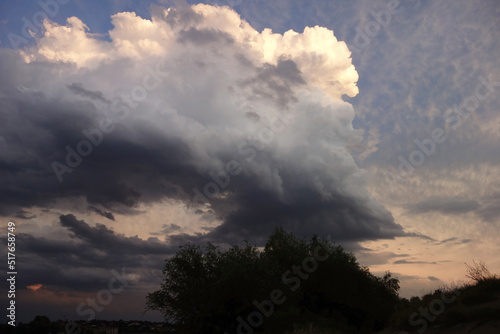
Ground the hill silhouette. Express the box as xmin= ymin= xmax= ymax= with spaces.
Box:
xmin=381 ymin=269 xmax=500 ymax=334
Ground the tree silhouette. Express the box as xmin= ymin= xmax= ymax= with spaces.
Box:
xmin=146 ymin=227 xmax=400 ymax=333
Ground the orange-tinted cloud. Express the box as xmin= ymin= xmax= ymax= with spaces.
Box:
xmin=27 ymin=283 xmax=43 ymax=291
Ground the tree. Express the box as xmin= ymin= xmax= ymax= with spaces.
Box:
xmin=146 ymin=228 xmax=400 ymax=333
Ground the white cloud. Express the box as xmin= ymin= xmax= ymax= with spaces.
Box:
xmin=21 ymin=4 xmax=358 ymax=98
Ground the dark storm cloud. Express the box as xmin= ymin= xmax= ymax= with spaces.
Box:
xmin=0 ymin=49 xmax=407 ymax=246
xmin=2 ymin=214 xmax=174 ymax=292
xmin=405 ymin=198 xmax=480 ymax=215
xmin=0 ymin=75 xmax=202 ymax=216
xmin=58 ymin=214 xmax=174 ymax=255
xmin=0 ymin=1 xmax=408 ymax=257
xmin=197 ymin=178 xmax=406 ymax=245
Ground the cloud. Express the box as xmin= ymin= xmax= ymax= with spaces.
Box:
xmin=355 ymin=250 xmax=409 ymax=266
xmin=437 ymin=237 xmax=473 ymax=245
xmin=405 ymin=198 xmax=480 ymax=215
xmin=27 ymin=283 xmax=43 ymax=291
xmin=152 ymin=223 xmax=181 ymax=235
xmin=476 ymin=192 xmax=500 ymax=222
xmin=427 ymin=276 xmax=440 ymax=281
xmin=88 ymin=206 xmax=115 ymax=220
xmin=0 ymin=3 xmax=404 ymax=249
xmin=14 ymin=209 xmax=36 ymax=220
xmin=4 ymin=214 xmax=173 ymax=292
xmin=439 ymin=237 xmax=457 ymax=244
xmin=394 ymin=259 xmax=437 ymax=265
xmin=67 ymin=83 xmax=110 ymax=103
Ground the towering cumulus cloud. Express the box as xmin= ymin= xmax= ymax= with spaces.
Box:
xmin=0 ymin=3 xmax=404 ymax=244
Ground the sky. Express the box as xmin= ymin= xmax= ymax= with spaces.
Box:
xmin=0 ymin=0 xmax=499 ymax=324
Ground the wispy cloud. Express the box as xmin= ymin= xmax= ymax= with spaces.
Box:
xmin=394 ymin=259 xmax=438 ymax=265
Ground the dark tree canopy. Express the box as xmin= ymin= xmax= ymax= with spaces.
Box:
xmin=146 ymin=228 xmax=400 ymax=333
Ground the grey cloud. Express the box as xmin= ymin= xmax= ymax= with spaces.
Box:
xmin=405 ymin=198 xmax=480 ymax=215
xmin=437 ymin=237 xmax=473 ymax=245
xmin=239 ymin=58 xmax=306 ymax=108
xmin=152 ymin=2 xmax=202 ymax=28
xmin=14 ymin=209 xmax=36 ymax=220
xmin=477 ymin=205 xmax=500 ymax=223
xmin=89 ymin=206 xmax=115 ymax=220
xmin=59 ymin=214 xmax=173 ymax=255
xmin=151 ymin=223 xmax=182 ymax=235
xmin=438 ymin=237 xmax=457 ymax=244
xmin=0 ymin=44 xmax=406 ymax=247
xmin=177 ymin=27 xmax=235 ymax=45
xmin=394 ymin=259 xmax=437 ymax=265
xmin=356 ymin=251 xmax=410 ymax=266
xmin=476 ymin=192 xmax=500 ymax=222
xmin=245 ymin=111 xmax=260 ymax=122
xmin=1 ymin=214 xmax=175 ymax=292
xmin=67 ymin=83 xmax=110 ymax=103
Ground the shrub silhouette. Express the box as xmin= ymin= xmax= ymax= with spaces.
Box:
xmin=387 ymin=262 xmax=500 ymax=332
xmin=465 ymin=259 xmax=498 ymax=283
xmin=146 ymin=228 xmax=400 ymax=333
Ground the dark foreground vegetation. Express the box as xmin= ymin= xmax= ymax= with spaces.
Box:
xmin=146 ymin=228 xmax=401 ymax=333
xmin=0 ymin=318 xmax=172 ymax=333
xmin=383 ymin=263 xmax=500 ymax=334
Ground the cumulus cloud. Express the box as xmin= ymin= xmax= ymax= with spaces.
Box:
xmin=0 ymin=3 xmax=404 ymax=248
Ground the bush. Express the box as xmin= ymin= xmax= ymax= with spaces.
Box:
xmin=465 ymin=260 xmax=497 ymax=283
